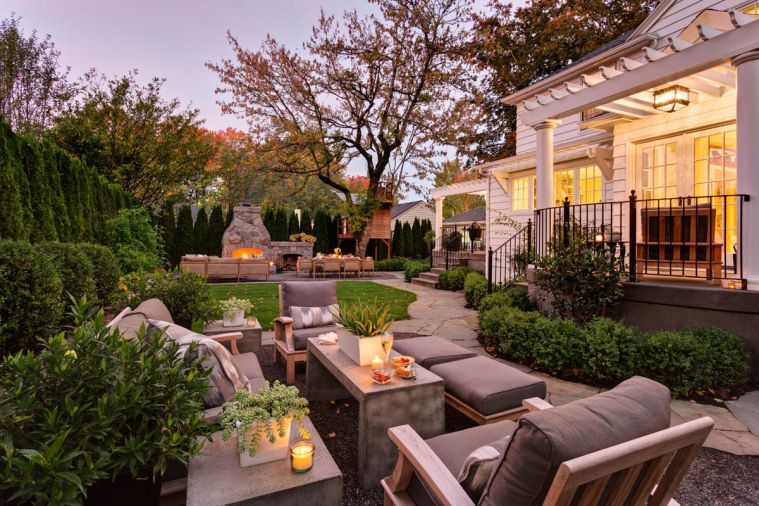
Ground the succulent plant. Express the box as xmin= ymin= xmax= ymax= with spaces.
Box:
xmin=334 ymin=299 xmax=393 ymax=337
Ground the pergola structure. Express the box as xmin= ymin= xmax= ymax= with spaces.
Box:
xmin=430 ymin=178 xmax=488 ymax=243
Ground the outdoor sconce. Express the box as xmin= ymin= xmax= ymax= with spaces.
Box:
xmin=653 ymin=85 xmax=690 ymax=112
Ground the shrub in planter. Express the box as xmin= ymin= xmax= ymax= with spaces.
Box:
xmin=0 ymin=240 xmax=63 ymax=355
xmin=38 ymin=241 xmax=98 ymax=304
xmin=77 ymin=243 xmax=122 ymax=304
xmin=463 ymin=271 xmax=487 ymax=308
xmin=437 ymin=266 xmax=475 ymax=290
xmin=375 ymin=258 xmax=408 ymax=271
xmin=403 ymin=259 xmax=430 ymax=282
xmin=114 ymin=268 xmax=216 ymax=328
xmin=0 ymin=300 xmax=210 ymax=505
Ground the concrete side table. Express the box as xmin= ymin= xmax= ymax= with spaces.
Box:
xmin=203 ymin=319 xmax=262 ymax=354
xmin=187 ymin=416 xmax=342 ymax=506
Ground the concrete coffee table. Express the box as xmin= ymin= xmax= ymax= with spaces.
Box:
xmin=187 ymin=416 xmax=342 ymax=506
xmin=203 ymin=318 xmax=262 ymax=354
xmin=306 ymin=338 xmax=445 ymax=489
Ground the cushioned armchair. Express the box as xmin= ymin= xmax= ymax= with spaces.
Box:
xmin=382 ymin=377 xmax=713 ymax=506
xmin=273 ymin=281 xmax=339 ymax=384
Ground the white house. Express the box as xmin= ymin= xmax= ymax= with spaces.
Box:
xmin=390 ymin=200 xmax=436 ymax=230
xmin=435 ymin=0 xmax=759 ymax=290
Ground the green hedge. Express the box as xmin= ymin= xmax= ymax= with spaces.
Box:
xmin=375 ymin=258 xmax=409 ymax=271
xmin=479 ymin=299 xmax=749 ymax=396
xmin=478 ymin=287 xmax=535 ymax=315
xmin=77 ymin=243 xmax=121 ymax=304
xmin=37 ymin=242 xmax=97 ymax=306
xmin=404 ymin=260 xmax=430 ymax=282
xmin=437 ymin=266 xmax=476 ymax=290
xmin=463 ymin=271 xmax=487 ymax=308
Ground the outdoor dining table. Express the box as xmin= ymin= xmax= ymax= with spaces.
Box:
xmin=309 ymin=257 xmax=365 ymax=277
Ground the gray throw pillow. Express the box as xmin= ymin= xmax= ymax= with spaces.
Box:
xmin=457 ymin=435 xmax=512 ymax=501
xmin=289 ymin=304 xmax=339 ymax=329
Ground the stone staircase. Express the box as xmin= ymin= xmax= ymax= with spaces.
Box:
xmin=411 ymin=267 xmax=445 ymax=288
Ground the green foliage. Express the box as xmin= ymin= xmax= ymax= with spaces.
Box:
xmin=402 ymin=222 xmax=413 ymax=258
xmin=0 ymin=240 xmax=63 ymax=356
xmin=225 ymin=206 xmax=234 ymax=227
xmin=273 ymin=208 xmax=288 ymax=241
xmin=535 ymin=235 xmax=625 ymax=323
xmin=207 ymin=205 xmax=225 ymax=257
xmin=403 ymin=259 xmax=430 ymax=282
xmin=582 ymin=317 xmax=639 ymax=381
xmin=375 ymin=257 xmax=408 ymax=271
xmin=159 ymin=201 xmax=177 ymax=266
xmin=328 ymin=215 xmax=339 ymax=250
xmin=287 ymin=211 xmax=300 ymax=237
xmin=193 ymin=207 xmax=209 ymax=255
xmin=76 ymin=243 xmax=121 ymax=305
xmin=463 ymin=271 xmax=487 ymax=308
xmin=411 ymin=218 xmax=422 ymax=258
xmin=437 ymin=266 xmax=475 ymax=290
xmin=114 ymin=268 xmax=216 ymax=328
xmin=37 ymin=242 xmax=97 ymax=306
xmin=391 ymin=220 xmax=404 ymax=258
xmin=218 ymin=297 xmax=254 ymax=313
xmin=334 ymin=299 xmax=394 ymax=337
xmin=478 ymin=286 xmax=535 ymax=315
xmin=312 ymin=210 xmax=330 ymax=254
xmin=0 ymin=123 xmax=27 ymax=240
xmin=104 ymin=208 xmax=163 ymax=273
xmin=300 ymin=209 xmax=313 ymax=235
xmin=221 ymin=382 xmax=310 ymax=457
xmin=174 ymin=205 xmax=194 ymax=259
xmin=0 ymin=299 xmax=210 ymax=504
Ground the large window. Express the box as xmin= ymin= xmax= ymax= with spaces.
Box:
xmin=552 ymin=164 xmax=602 ymax=206
xmin=694 ymin=130 xmax=737 ymax=253
xmin=512 ymin=176 xmax=530 ymax=210
xmin=578 ymin=165 xmax=603 ymax=204
xmin=640 ymin=142 xmax=678 ymax=200
xmin=743 ymin=2 xmax=759 ymax=14
xmin=554 ymin=169 xmax=575 ymax=206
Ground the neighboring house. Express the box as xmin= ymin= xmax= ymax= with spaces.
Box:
xmin=434 ymin=0 xmax=759 ymax=291
xmin=390 ymin=200 xmax=436 ymax=230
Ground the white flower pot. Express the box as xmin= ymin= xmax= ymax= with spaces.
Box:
xmin=237 ymin=417 xmax=292 ymax=467
xmin=223 ymin=308 xmax=245 ymax=327
xmin=338 ymin=329 xmax=386 ymax=366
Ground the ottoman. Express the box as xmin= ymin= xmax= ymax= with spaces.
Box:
xmin=393 ymin=336 xmax=477 ymax=369
xmin=431 ymin=356 xmax=546 ymax=424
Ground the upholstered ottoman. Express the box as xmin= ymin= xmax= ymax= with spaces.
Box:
xmin=431 ymin=356 xmax=546 ymax=424
xmin=392 ymin=336 xmax=477 ymax=369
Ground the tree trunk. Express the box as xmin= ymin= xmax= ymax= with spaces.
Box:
xmin=355 ymin=229 xmax=371 ymax=258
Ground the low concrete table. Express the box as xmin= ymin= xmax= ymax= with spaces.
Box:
xmin=187 ymin=416 xmax=342 ymax=506
xmin=203 ymin=319 xmax=262 ymax=354
xmin=306 ymin=338 xmax=445 ymax=489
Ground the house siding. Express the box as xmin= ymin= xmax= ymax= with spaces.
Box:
xmin=516 ymin=108 xmax=601 ymax=155
xmin=391 ymin=203 xmax=436 ymax=230
xmin=644 ymin=0 xmax=746 ymax=48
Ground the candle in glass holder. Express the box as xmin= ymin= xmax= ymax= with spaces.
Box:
xmin=290 ymin=441 xmax=314 ymax=473
xmin=371 ymin=355 xmax=383 ymax=370
xmin=247 ymin=316 xmax=257 ymax=327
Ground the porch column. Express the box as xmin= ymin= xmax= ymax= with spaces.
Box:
xmin=434 ymin=197 xmax=445 ymax=241
xmin=734 ymin=50 xmax=759 ymax=290
xmin=534 ymin=119 xmax=560 ymax=210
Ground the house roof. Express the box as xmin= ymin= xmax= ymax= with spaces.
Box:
xmin=391 ymin=200 xmax=428 ymax=219
xmin=540 ymin=31 xmax=632 ymax=83
xmin=444 ymin=207 xmax=486 ymax=224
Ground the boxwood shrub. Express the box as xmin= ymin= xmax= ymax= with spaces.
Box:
xmin=463 ymin=271 xmax=487 ymax=308
xmin=38 ymin=242 xmax=98 ymax=305
xmin=403 ymin=260 xmax=430 ymax=282
xmin=77 ymin=243 xmax=121 ymax=304
xmin=375 ymin=258 xmax=408 ymax=271
xmin=437 ymin=266 xmax=475 ymax=290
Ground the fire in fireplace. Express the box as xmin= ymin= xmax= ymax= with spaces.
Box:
xmin=231 ymin=248 xmax=264 ymax=259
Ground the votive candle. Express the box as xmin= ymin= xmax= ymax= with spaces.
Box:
xmin=371 ymin=355 xmax=383 ymax=370
xmin=290 ymin=441 xmax=315 ymax=473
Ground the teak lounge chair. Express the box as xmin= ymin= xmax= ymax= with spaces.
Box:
xmin=382 ymin=377 xmax=713 ymax=506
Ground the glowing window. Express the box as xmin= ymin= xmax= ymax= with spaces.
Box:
xmin=554 ymin=169 xmax=574 ymax=206
xmin=578 ymin=165 xmax=603 ymax=204
xmin=512 ymin=176 xmax=530 ymax=210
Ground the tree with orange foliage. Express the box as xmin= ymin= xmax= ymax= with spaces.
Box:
xmin=433 ymin=159 xmax=485 ymax=218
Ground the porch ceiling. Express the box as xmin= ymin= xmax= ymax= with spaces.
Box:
xmin=431 ymin=178 xmax=488 ymax=199
xmin=519 ymin=9 xmax=758 ymax=127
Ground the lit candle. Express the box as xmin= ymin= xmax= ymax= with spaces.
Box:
xmin=371 ymin=355 xmax=383 ymax=370
xmin=290 ymin=441 xmax=314 ymax=473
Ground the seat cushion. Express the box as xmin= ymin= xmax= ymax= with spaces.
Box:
xmin=133 ymin=298 xmax=173 ymax=323
xmin=393 ymin=336 xmax=477 ymax=369
xmin=280 ymin=281 xmax=337 ymax=316
xmin=480 ymin=376 xmax=672 ymax=506
xmin=292 ymin=324 xmax=339 ymax=350
xmin=431 ymin=356 xmax=546 ymax=416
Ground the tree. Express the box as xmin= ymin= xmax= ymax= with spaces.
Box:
xmin=175 ymin=205 xmax=194 ymax=258
xmin=433 ymin=159 xmax=486 ymax=217
xmin=207 ymin=205 xmax=225 ymax=256
xmin=208 ymin=0 xmax=473 ymax=256
xmin=328 ymin=216 xmax=339 ymax=251
xmin=287 ymin=211 xmax=300 ymax=238
xmin=391 ymin=220 xmax=404 ymax=258
xmin=464 ymin=0 xmax=656 ymax=160
xmin=193 ymin=207 xmax=209 ymax=254
xmin=225 ymin=206 xmax=234 ymax=227
xmin=52 ymin=70 xmax=218 ymax=204
xmin=272 ymin=208 xmax=287 ymax=241
xmin=411 ymin=218 xmax=423 ymax=259
xmin=159 ymin=201 xmax=177 ymax=266
xmin=402 ymin=222 xmax=414 ymax=258
xmin=313 ymin=210 xmax=330 ymax=254
xmin=0 ymin=14 xmax=76 ymax=136
xmin=300 ymin=209 xmax=313 ymax=235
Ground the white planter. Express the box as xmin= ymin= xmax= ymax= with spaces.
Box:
xmin=338 ymin=329 xmax=386 ymax=366
xmin=237 ymin=417 xmax=292 ymax=467
xmin=223 ymin=308 xmax=245 ymax=327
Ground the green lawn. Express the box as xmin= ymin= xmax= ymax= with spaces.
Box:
xmin=207 ymin=281 xmax=416 ymax=330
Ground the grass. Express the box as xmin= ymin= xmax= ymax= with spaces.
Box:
xmin=206 ymin=281 xmax=416 ymax=330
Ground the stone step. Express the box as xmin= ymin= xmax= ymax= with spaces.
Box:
xmin=430 ymin=267 xmax=446 ymax=274
xmin=418 ymin=271 xmax=440 ymax=281
xmin=411 ymin=277 xmax=437 ymax=288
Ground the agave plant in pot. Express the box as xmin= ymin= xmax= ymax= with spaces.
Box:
xmin=220 ymin=297 xmax=254 ymax=327
xmin=221 ymin=381 xmax=310 ymax=467
xmin=334 ymin=300 xmax=394 ymax=366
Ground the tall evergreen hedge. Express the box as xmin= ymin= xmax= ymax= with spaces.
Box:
xmin=411 ymin=218 xmax=422 ymax=259
xmin=287 ymin=212 xmax=300 ymax=237
xmin=175 ymin=205 xmax=194 ymax=258
xmin=313 ymin=210 xmax=330 ymax=254
xmin=300 ymin=209 xmax=313 ymax=235
xmin=193 ymin=207 xmax=209 ymax=255
xmin=402 ymin=222 xmax=413 ymax=258
xmin=391 ymin=221 xmax=404 ymax=258
xmin=207 ymin=205 xmax=225 ymax=256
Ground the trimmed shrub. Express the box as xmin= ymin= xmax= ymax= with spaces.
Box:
xmin=403 ymin=260 xmax=430 ymax=282
xmin=193 ymin=207 xmax=209 ymax=255
xmin=174 ymin=205 xmax=194 ymax=258
xmin=463 ymin=271 xmax=487 ymax=308
xmin=437 ymin=266 xmax=475 ymax=290
xmin=391 ymin=220 xmax=404 ymax=258
xmin=530 ymin=317 xmax=585 ymax=372
xmin=375 ymin=257 xmax=408 ymax=271
xmin=77 ymin=243 xmax=121 ymax=304
xmin=582 ymin=317 xmax=640 ymax=381
xmin=37 ymin=242 xmax=97 ymax=305
xmin=105 ymin=208 xmax=163 ymax=273
xmin=0 ymin=240 xmax=64 ymax=355
xmin=207 ymin=205 xmax=225 ymax=257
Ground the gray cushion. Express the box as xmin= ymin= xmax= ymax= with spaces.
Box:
xmin=133 ymin=298 xmax=173 ymax=323
xmin=458 ymin=435 xmax=512 ymax=501
xmin=480 ymin=376 xmax=672 ymax=506
xmin=113 ymin=312 xmax=148 ymax=339
xmin=280 ymin=281 xmax=337 ymax=316
xmin=430 ymin=356 xmax=546 ymax=416
xmin=292 ymin=324 xmax=339 ymax=350
xmin=393 ymin=336 xmax=477 ymax=369
xmin=289 ymin=304 xmax=339 ymax=329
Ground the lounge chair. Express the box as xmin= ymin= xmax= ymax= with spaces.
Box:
xmin=382 ymin=376 xmax=713 ymax=506
xmin=273 ymin=281 xmax=339 ymax=384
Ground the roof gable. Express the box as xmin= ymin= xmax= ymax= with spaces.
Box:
xmin=632 ymin=0 xmax=745 ymax=40
xmin=391 ymin=200 xmax=428 ymax=219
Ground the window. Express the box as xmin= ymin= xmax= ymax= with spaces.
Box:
xmin=641 ymin=142 xmax=678 ymax=200
xmin=743 ymin=2 xmax=759 ymax=14
xmin=512 ymin=176 xmax=530 ymax=210
xmin=694 ymin=130 xmax=737 ymax=252
xmin=578 ymin=165 xmax=603 ymax=204
xmin=554 ymin=169 xmax=575 ymax=206
xmin=533 ymin=176 xmax=537 ymax=209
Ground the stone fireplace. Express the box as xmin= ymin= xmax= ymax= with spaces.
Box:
xmin=221 ymin=205 xmax=313 ymax=268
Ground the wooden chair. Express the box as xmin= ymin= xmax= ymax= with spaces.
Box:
xmin=342 ymin=258 xmax=361 ymax=278
xmin=382 ymin=378 xmax=713 ymax=506
xmin=296 ymin=258 xmax=314 ymax=278
xmin=362 ymin=257 xmax=374 ymax=278
xmin=321 ymin=258 xmax=342 ymax=277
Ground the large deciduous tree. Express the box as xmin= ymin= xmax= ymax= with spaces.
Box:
xmin=433 ymin=159 xmax=485 ymax=217
xmin=463 ymin=0 xmax=656 ymax=161
xmin=208 ymin=0 xmax=473 ymax=256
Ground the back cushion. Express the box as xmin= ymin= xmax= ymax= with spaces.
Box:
xmin=113 ymin=312 xmax=148 ymax=340
xmin=479 ymin=376 xmax=671 ymax=506
xmin=280 ymin=281 xmax=337 ymax=316
xmin=133 ymin=298 xmax=173 ymax=323
xmin=290 ymin=304 xmax=339 ymax=329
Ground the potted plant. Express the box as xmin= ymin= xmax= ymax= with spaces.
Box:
xmin=0 ymin=298 xmax=210 ymax=506
xmin=334 ymin=300 xmax=393 ymax=366
xmin=219 ymin=297 xmax=254 ymax=327
xmin=220 ymin=381 xmax=310 ymax=467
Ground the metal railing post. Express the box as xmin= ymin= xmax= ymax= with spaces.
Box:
xmin=629 ymin=190 xmax=637 ymax=282
xmin=527 ymin=219 xmax=533 ymax=264
xmin=563 ymin=197 xmax=570 ymax=247
xmin=445 ymin=241 xmax=449 ymax=270
xmin=487 ymin=247 xmax=493 ymax=294
xmin=429 ymin=237 xmax=434 ymax=270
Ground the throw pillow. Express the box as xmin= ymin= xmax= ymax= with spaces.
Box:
xmin=457 ymin=435 xmax=512 ymax=501
xmin=289 ymin=304 xmax=339 ymax=329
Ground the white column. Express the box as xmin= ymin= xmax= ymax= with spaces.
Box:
xmin=534 ymin=119 xmax=560 ymax=210
xmin=734 ymin=51 xmax=759 ymax=290
xmin=434 ymin=197 xmax=445 ymax=241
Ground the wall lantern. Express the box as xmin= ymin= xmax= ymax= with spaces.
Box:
xmin=653 ymin=85 xmax=690 ymax=112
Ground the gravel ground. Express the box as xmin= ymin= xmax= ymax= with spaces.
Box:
xmin=257 ymin=343 xmax=759 ymax=506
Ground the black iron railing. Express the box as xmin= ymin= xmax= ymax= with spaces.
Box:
xmin=487 ymin=221 xmax=532 ymax=293
xmin=431 ymin=231 xmax=470 ymax=269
